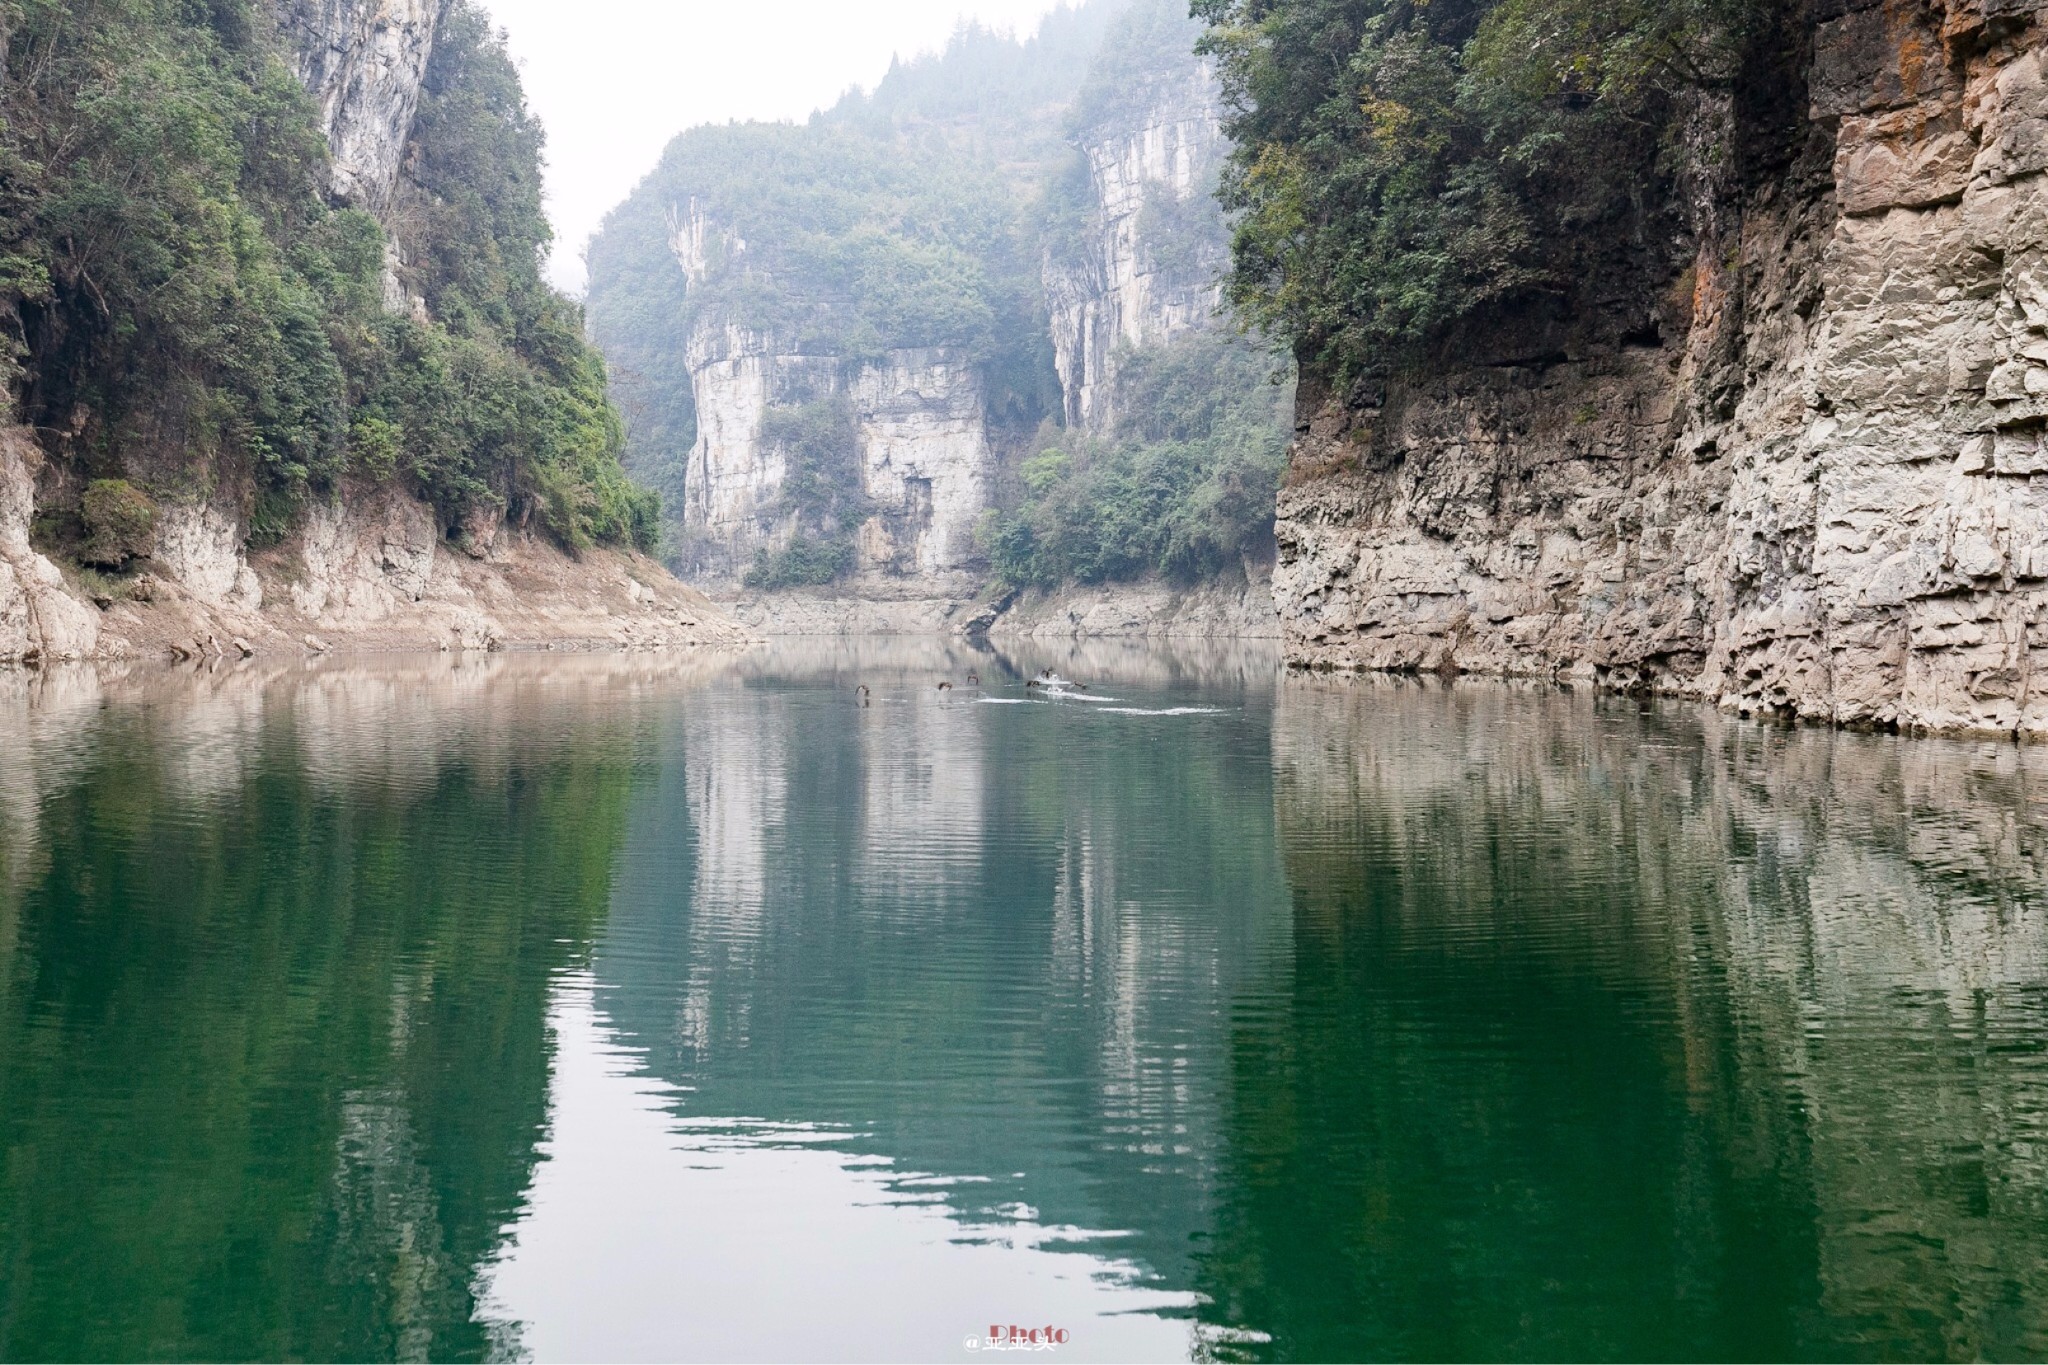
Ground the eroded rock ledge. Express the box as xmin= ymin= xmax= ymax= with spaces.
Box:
xmin=0 ymin=428 xmax=749 ymax=664
xmin=1274 ymin=0 xmax=2048 ymax=737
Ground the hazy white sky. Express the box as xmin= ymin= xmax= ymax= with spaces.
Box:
xmin=474 ymin=1 xmax=1075 ymax=293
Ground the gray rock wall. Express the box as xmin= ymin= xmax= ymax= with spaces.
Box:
xmin=0 ymin=430 xmax=100 ymax=664
xmin=1274 ymin=0 xmax=2048 ymax=736
xmin=275 ymin=0 xmax=443 ymax=214
xmin=671 ymin=283 xmax=992 ymax=590
xmin=1044 ymin=60 xmax=1229 ymax=433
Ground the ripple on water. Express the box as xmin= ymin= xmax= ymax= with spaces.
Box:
xmin=1 ymin=650 xmax=2046 ymax=1362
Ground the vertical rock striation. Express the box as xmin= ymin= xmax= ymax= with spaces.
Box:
xmin=275 ymin=0 xmax=444 ymax=213
xmin=671 ymin=294 xmax=991 ymax=587
xmin=1045 ymin=56 xmax=1228 ymax=432
xmin=658 ymin=11 xmax=1241 ymax=599
xmin=0 ymin=430 xmax=99 ymax=663
xmin=1274 ymin=0 xmax=2048 ymax=737
xmin=668 ymin=200 xmax=996 ymax=587
xmin=850 ymin=349 xmax=992 ymax=577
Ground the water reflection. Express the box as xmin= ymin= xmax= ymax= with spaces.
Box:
xmin=590 ymin=635 xmax=1293 ymax=1351
xmin=478 ymin=981 xmax=1195 ymax=1364
xmin=0 ymin=655 xmax=697 ymax=1361
xmin=1233 ymin=675 xmax=2048 ymax=1361
xmin=0 ymin=651 xmax=2045 ymax=1361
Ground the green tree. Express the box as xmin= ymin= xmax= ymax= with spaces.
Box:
xmin=1193 ymin=0 xmax=1783 ymax=386
xmin=0 ymin=0 xmax=656 ymax=558
xmin=982 ymin=332 xmax=1292 ymax=587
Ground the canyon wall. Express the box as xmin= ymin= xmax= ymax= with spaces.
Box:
xmin=1 ymin=0 xmax=746 ymax=664
xmin=1274 ymin=0 xmax=2048 ymax=737
xmin=277 ymin=0 xmax=442 ymax=212
xmin=674 ymin=262 xmax=992 ymax=593
xmin=648 ymin=4 xmax=1250 ymax=608
xmin=1044 ymin=57 xmax=1229 ymax=432
xmin=275 ymin=0 xmax=441 ymax=313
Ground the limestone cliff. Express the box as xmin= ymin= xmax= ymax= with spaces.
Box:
xmin=275 ymin=0 xmax=442 ymax=315
xmin=637 ymin=1 xmax=1263 ymax=613
xmin=0 ymin=0 xmax=743 ymax=664
xmin=673 ymin=254 xmax=992 ymax=593
xmin=1044 ymin=48 xmax=1229 ymax=433
xmin=1274 ymin=0 xmax=2048 ymax=737
xmin=277 ymin=0 xmax=442 ymax=213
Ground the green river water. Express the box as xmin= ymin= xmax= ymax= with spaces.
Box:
xmin=1 ymin=640 xmax=2044 ymax=1362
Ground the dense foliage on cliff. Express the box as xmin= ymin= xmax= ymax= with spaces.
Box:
xmin=826 ymin=3 xmax=1123 ymax=155
xmin=606 ymin=125 xmax=1031 ymax=365
xmin=981 ymin=333 xmax=1290 ymax=585
xmin=585 ymin=17 xmax=1096 ymax=527
xmin=589 ymin=0 xmax=1294 ymax=588
xmin=0 ymin=0 xmax=654 ymax=556
xmin=1194 ymin=0 xmax=1778 ymax=383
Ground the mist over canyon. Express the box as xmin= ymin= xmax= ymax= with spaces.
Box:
xmin=585 ymin=0 xmax=1294 ymax=636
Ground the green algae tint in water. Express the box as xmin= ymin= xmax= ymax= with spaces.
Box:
xmin=2 ymin=644 xmax=2047 ymax=1363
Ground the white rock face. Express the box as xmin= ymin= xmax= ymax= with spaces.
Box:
xmin=154 ymin=504 xmax=265 ymax=612
xmin=668 ymin=200 xmax=745 ymax=287
xmin=681 ymin=323 xmax=789 ymax=561
xmin=679 ymin=331 xmax=994 ymax=583
xmin=672 ymin=186 xmax=996 ymax=586
xmin=1275 ymin=1 xmax=2048 ymax=737
xmin=276 ymin=0 xmax=442 ymax=213
xmin=292 ymin=492 xmax=441 ymax=620
xmin=0 ymin=430 xmax=98 ymax=663
xmin=850 ymin=349 xmax=990 ymax=576
xmin=1045 ymin=61 xmax=1227 ymax=431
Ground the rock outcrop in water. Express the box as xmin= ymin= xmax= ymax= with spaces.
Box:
xmin=1273 ymin=0 xmax=2048 ymax=736
xmin=0 ymin=432 xmax=100 ymax=666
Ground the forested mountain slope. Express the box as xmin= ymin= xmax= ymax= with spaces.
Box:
xmin=586 ymin=0 xmax=1293 ymax=604
xmin=0 ymin=0 xmax=738 ymax=662
xmin=1204 ymin=0 xmax=2048 ymax=737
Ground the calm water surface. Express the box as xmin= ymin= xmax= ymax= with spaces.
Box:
xmin=1 ymin=641 xmax=2046 ymax=1362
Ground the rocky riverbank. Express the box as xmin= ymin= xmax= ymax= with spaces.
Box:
xmin=1272 ymin=0 xmax=2048 ymax=739
xmin=0 ymin=429 xmax=748 ymax=664
xmin=716 ymin=570 xmax=1276 ymax=640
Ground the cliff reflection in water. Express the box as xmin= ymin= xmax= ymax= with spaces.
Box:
xmin=1227 ymin=675 xmax=2048 ymax=1361
xmin=0 ymin=657 xmax=698 ymax=1362
xmin=589 ymin=636 xmax=1294 ymax=1304
xmin=3 ymin=649 xmax=2048 ymax=1362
